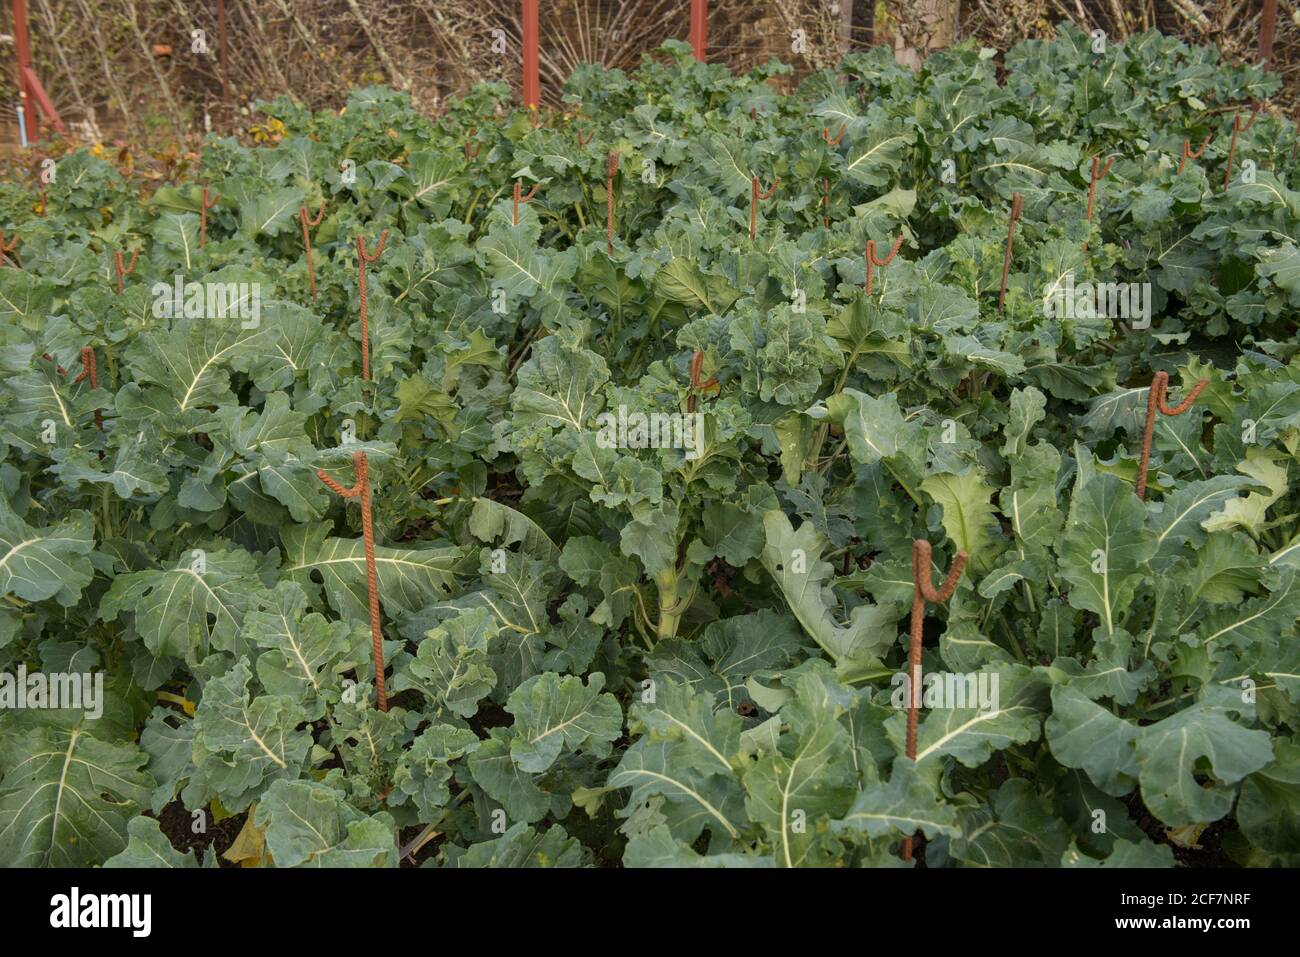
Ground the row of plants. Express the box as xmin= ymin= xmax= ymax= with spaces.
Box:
xmin=0 ymin=24 xmax=1297 ymax=867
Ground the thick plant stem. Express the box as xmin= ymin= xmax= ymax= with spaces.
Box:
xmin=654 ymin=567 xmax=689 ymax=639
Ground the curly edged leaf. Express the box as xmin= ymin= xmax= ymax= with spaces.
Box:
xmin=103 ymin=816 xmax=201 ymax=868
xmin=254 ymin=778 xmax=398 ymax=867
xmin=760 ymin=509 xmax=897 ymax=679
xmin=185 ymin=658 xmax=312 ymax=813
xmin=505 ymin=671 xmax=623 ymax=773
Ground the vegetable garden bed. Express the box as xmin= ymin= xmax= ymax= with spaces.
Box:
xmin=0 ymin=24 xmax=1297 ymax=868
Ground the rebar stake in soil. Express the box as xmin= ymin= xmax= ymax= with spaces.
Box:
xmin=822 ymin=123 xmax=846 ymax=146
xmin=1224 ymin=104 xmax=1261 ymax=190
xmin=998 ymin=193 xmax=1024 ymax=315
xmin=1085 ymin=154 xmax=1115 ymax=223
xmin=606 ymin=151 xmax=620 ymax=255
xmin=0 ymin=231 xmax=19 ymax=268
xmin=686 ymin=349 xmax=719 ymax=414
xmin=902 ymin=539 xmax=968 ymax=863
xmin=299 ymin=201 xmax=326 ymax=299
xmin=749 ymin=175 xmax=780 ymax=241
xmin=1178 ymin=135 xmax=1212 ymax=175
xmin=73 ymin=346 xmax=104 ymax=435
xmin=317 ymin=451 xmax=387 ymax=712
xmin=113 ymin=248 xmax=139 ymax=294
xmin=1136 ymin=371 xmax=1209 ymax=501
xmin=513 ymin=181 xmax=540 ymax=226
xmin=821 ymin=177 xmax=831 ymax=228
xmin=865 ymin=235 xmax=904 ymax=295
xmin=356 ymin=230 xmax=388 ymax=381
xmin=199 ymin=187 xmax=219 ymax=248
xmin=464 ymin=128 xmax=481 ymax=161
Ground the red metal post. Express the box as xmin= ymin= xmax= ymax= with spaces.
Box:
xmin=218 ymin=0 xmax=231 ymax=102
xmin=690 ymin=0 xmax=708 ymax=62
xmin=22 ymin=66 xmax=61 ymax=129
xmin=521 ymin=0 xmax=540 ymax=109
xmin=1260 ymin=0 xmax=1278 ymax=65
xmin=12 ymin=0 xmax=66 ymax=138
xmin=13 ymin=0 xmax=37 ymax=140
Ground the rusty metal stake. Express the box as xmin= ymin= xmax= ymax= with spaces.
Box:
xmin=113 ymin=248 xmax=139 ymax=293
xmin=865 ymin=234 xmax=904 ymax=295
xmin=1224 ymin=104 xmax=1261 ymax=190
xmin=1136 ymin=371 xmax=1209 ymax=500
xmin=1086 ymin=154 xmax=1115 ymax=223
xmin=998 ymin=193 xmax=1024 ymax=315
xmin=356 ymin=230 xmax=388 ymax=381
xmin=199 ymin=187 xmax=220 ymax=248
xmin=299 ymin=201 xmax=326 ymax=299
xmin=317 ymin=451 xmax=387 ymax=711
xmin=607 ymin=151 xmax=620 ymax=255
xmin=0 ymin=230 xmax=19 ymax=268
xmin=902 ymin=539 xmax=968 ymax=863
xmin=513 ymin=181 xmax=540 ymax=226
xmin=750 ymin=175 xmax=780 ymax=241
xmin=1178 ymin=135 xmax=1212 ymax=174
xmin=686 ymin=349 xmax=718 ymax=414
xmin=73 ymin=346 xmax=104 ymax=436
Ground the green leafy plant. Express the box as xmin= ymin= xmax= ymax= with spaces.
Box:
xmin=0 ymin=25 xmax=1297 ymax=868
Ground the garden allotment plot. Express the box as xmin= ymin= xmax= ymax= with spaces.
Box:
xmin=0 ymin=24 xmax=1297 ymax=869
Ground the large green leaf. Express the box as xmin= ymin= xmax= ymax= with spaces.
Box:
xmin=1057 ymin=473 xmax=1158 ymax=635
xmin=0 ymin=498 xmax=94 ymax=606
xmin=254 ymin=779 xmax=397 ymax=867
xmin=760 ymin=510 xmax=896 ymax=678
xmin=279 ymin=522 xmax=464 ymax=622
xmin=0 ymin=722 xmax=153 ymax=866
